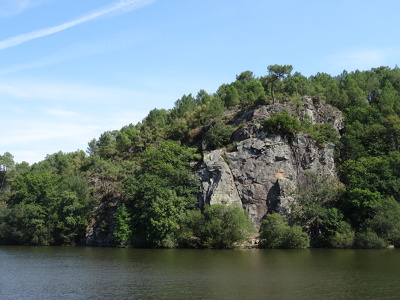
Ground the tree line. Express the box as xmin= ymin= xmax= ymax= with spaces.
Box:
xmin=1 ymin=65 xmax=400 ymax=248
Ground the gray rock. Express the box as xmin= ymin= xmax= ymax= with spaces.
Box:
xmin=197 ymin=98 xmax=342 ymax=229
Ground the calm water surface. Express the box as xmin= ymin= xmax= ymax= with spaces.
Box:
xmin=0 ymin=246 xmax=399 ymax=299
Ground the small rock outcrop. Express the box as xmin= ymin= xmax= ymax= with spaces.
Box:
xmin=197 ymin=97 xmax=343 ymax=228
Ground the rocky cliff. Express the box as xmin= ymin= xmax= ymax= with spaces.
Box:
xmin=197 ymin=97 xmax=343 ymax=228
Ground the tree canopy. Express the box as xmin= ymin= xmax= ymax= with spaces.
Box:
xmin=2 ymin=65 xmax=400 ymax=249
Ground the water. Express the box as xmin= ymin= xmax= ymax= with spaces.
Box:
xmin=1 ymin=246 xmax=399 ymax=299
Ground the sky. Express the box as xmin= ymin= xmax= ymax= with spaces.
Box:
xmin=1 ymin=0 xmax=400 ymax=164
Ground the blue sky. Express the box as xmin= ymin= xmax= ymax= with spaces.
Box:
xmin=1 ymin=0 xmax=400 ymax=164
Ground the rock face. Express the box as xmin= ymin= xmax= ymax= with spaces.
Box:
xmin=197 ymin=97 xmax=343 ymax=228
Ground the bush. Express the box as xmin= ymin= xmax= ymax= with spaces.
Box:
xmin=328 ymin=221 xmax=355 ymax=248
xmin=362 ymin=197 xmax=400 ymax=247
xmin=354 ymin=229 xmax=387 ymax=249
xmin=177 ymin=209 xmax=204 ymax=248
xmin=311 ymin=123 xmax=339 ymax=145
xmin=260 ymin=213 xmax=309 ymax=249
xmin=263 ymin=111 xmax=301 ymax=137
xmin=205 ymin=123 xmax=234 ymax=150
xmin=201 ymin=204 xmax=255 ymax=248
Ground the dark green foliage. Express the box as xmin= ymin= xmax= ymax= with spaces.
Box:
xmin=314 ymin=208 xmax=355 ymax=248
xmin=177 ymin=209 xmax=204 ymax=248
xmin=354 ymin=229 xmax=387 ymax=249
xmin=267 ymin=64 xmax=293 ymax=102
xmin=341 ymin=188 xmax=382 ymax=228
xmin=1 ymin=167 xmax=93 ymax=245
xmin=177 ymin=204 xmax=254 ymax=249
xmin=205 ymin=123 xmax=234 ymax=150
xmin=327 ymin=220 xmax=355 ymax=249
xmin=200 ymin=204 xmax=254 ymax=248
xmin=363 ymin=197 xmax=400 ymax=247
xmin=340 ymin=153 xmax=400 ymax=201
xmin=112 ymin=204 xmax=132 ymax=247
xmin=217 ymin=84 xmax=240 ymax=108
xmin=310 ymin=123 xmax=339 ymax=145
xmin=0 ymin=152 xmax=15 ymax=199
xmin=260 ymin=213 xmax=309 ymax=249
xmin=171 ymin=94 xmax=197 ymax=119
xmin=284 ymin=72 xmax=313 ymax=97
xmin=124 ymin=141 xmax=199 ymax=248
xmin=3 ymin=65 xmax=400 ymax=249
xmin=263 ymin=111 xmax=301 ymax=136
xmin=116 ymin=124 xmax=137 ymax=154
xmin=289 ymin=172 xmax=346 ymax=246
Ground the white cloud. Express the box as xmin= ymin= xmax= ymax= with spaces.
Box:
xmin=0 ymin=0 xmax=44 ymax=18
xmin=0 ymin=29 xmax=150 ymax=76
xmin=326 ymin=48 xmax=400 ymax=72
xmin=0 ymin=78 xmax=164 ymax=164
xmin=0 ymin=0 xmax=155 ymax=50
xmin=43 ymin=108 xmax=80 ymax=118
xmin=0 ymin=107 xmax=148 ymax=164
xmin=10 ymin=150 xmax=47 ymax=165
xmin=0 ymin=80 xmax=144 ymax=103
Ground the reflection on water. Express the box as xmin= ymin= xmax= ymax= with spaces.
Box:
xmin=0 ymin=246 xmax=399 ymax=299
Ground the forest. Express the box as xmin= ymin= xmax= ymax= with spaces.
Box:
xmin=1 ymin=65 xmax=400 ymax=249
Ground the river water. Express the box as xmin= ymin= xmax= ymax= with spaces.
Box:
xmin=0 ymin=246 xmax=399 ymax=299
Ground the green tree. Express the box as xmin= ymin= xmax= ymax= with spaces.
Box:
xmin=193 ymin=91 xmax=225 ymax=126
xmin=236 ymin=70 xmax=255 ymax=83
xmin=97 ymin=131 xmax=118 ymax=159
xmin=177 ymin=209 xmax=204 ymax=248
xmin=113 ymin=203 xmax=132 ymax=247
xmin=124 ymin=141 xmax=199 ymax=248
xmin=311 ymin=123 xmax=339 ymax=146
xmin=340 ymin=73 xmax=367 ymax=107
xmin=267 ymin=64 xmax=293 ymax=102
xmin=341 ymin=188 xmax=382 ymax=228
xmin=0 ymin=152 xmax=15 ymax=197
xmin=200 ymin=204 xmax=254 ymax=249
xmin=341 ymin=153 xmax=400 ymax=201
xmin=116 ymin=124 xmax=138 ymax=154
xmin=289 ymin=173 xmax=345 ymax=245
xmin=171 ymin=94 xmax=197 ymax=119
xmin=260 ymin=213 xmax=309 ymax=249
xmin=6 ymin=166 xmax=93 ymax=245
xmin=217 ymin=84 xmax=240 ymax=108
xmin=284 ymin=72 xmax=312 ymax=98
xmin=362 ymin=197 xmax=400 ymax=247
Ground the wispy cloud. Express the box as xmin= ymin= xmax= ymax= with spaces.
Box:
xmin=326 ymin=48 xmax=400 ymax=72
xmin=0 ymin=79 xmax=164 ymax=105
xmin=1 ymin=102 xmax=149 ymax=164
xmin=0 ymin=0 xmax=155 ymax=50
xmin=0 ymin=0 xmax=46 ymax=18
xmin=43 ymin=108 xmax=80 ymax=118
xmin=0 ymin=29 xmax=150 ymax=75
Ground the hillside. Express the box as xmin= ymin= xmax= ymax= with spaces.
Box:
xmin=1 ymin=65 xmax=400 ymax=249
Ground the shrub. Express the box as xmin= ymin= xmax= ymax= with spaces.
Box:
xmin=328 ymin=221 xmax=355 ymax=248
xmin=205 ymin=123 xmax=234 ymax=150
xmin=260 ymin=213 xmax=309 ymax=249
xmin=200 ymin=203 xmax=254 ymax=249
xmin=354 ymin=229 xmax=387 ymax=249
xmin=362 ymin=197 xmax=400 ymax=247
xmin=311 ymin=123 xmax=339 ymax=145
xmin=263 ymin=111 xmax=301 ymax=137
xmin=177 ymin=209 xmax=203 ymax=248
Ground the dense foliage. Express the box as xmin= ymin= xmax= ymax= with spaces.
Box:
xmin=2 ymin=65 xmax=400 ymax=248
xmin=260 ymin=213 xmax=309 ymax=249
